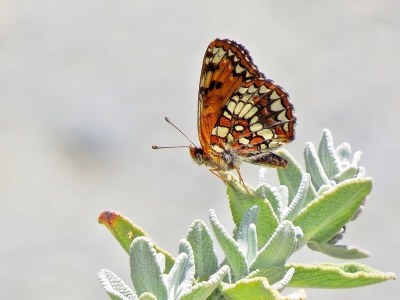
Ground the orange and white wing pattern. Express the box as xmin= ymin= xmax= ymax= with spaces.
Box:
xmin=198 ymin=39 xmax=264 ymax=153
xmin=210 ymin=79 xmax=296 ymax=168
xmin=197 ymin=39 xmax=296 ymax=169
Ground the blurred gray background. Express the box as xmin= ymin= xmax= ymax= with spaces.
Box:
xmin=0 ymin=0 xmax=398 ymax=299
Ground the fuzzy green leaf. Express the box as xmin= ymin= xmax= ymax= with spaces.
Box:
xmin=222 ymin=277 xmax=277 ymax=300
xmin=282 ymin=173 xmax=310 ymax=221
xmin=356 ymin=166 xmax=366 ymax=178
xmin=130 ymin=237 xmax=168 ymax=300
xmin=99 ymin=211 xmax=174 ymax=272
xmin=276 ymin=149 xmax=317 ymax=205
xmin=170 ymin=240 xmax=195 ymax=298
xmin=98 ymin=269 xmax=138 ymax=300
xmin=258 ymin=168 xmax=268 ymax=186
xmin=317 ymin=184 xmax=331 ymax=196
xmin=209 ymin=209 xmax=248 ymax=280
xmin=276 ymin=149 xmax=305 ymax=200
xmin=332 ymin=164 xmax=359 ymax=183
xmin=351 ymin=151 xmax=362 ymax=166
xmin=307 ymin=241 xmax=370 ymax=259
xmin=304 ymin=142 xmax=331 ymax=191
xmin=186 ymin=220 xmax=218 ymax=279
xmin=246 ymin=266 xmax=287 ymax=285
xmin=166 ymin=253 xmax=190 ymax=299
xmin=287 ymin=262 xmax=397 ymax=288
xmin=335 ymin=142 xmax=352 ymax=164
xmin=138 ymin=293 xmax=157 ymax=300
xmin=293 ymin=178 xmax=372 ymax=244
xmin=235 ymin=205 xmax=259 ymax=259
xmin=318 ymin=129 xmax=341 ymax=178
xmin=250 ymin=221 xmax=298 ymax=271
xmin=256 ymin=183 xmax=283 ymax=221
xmin=227 ymin=176 xmax=279 ymax=246
xmin=278 ymin=185 xmax=289 ymax=208
xmin=178 ymin=265 xmax=229 ymax=300
xmin=272 ymin=267 xmax=295 ymax=292
xmin=222 ymin=277 xmax=307 ymax=300
xmin=246 ymin=224 xmax=258 ymax=265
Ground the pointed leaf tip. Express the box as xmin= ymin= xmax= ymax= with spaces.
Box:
xmin=187 ymin=220 xmax=218 ymax=279
xmin=287 ymin=262 xmax=396 ymax=288
xmin=99 ymin=269 xmax=138 ymax=300
xmin=98 ymin=210 xmax=174 ymax=272
xmin=318 ymin=129 xmax=341 ymax=178
xmin=209 ymin=210 xmax=249 ymax=280
xmin=293 ymin=178 xmax=372 ymax=244
xmin=130 ymin=237 xmax=168 ymax=300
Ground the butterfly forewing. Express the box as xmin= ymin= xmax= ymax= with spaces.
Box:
xmin=198 ymin=39 xmax=264 ymax=150
xmin=194 ymin=38 xmax=296 ymax=173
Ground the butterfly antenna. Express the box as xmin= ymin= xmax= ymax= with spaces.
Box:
xmin=151 ymin=117 xmax=197 ymax=150
xmin=152 ymin=145 xmax=189 ymax=149
xmin=164 ymin=117 xmax=197 ymax=146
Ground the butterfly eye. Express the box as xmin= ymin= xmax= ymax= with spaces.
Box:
xmin=188 ymin=146 xmax=204 ymax=165
xmin=195 ymin=151 xmax=204 ymax=165
xmin=192 ymin=147 xmax=204 ymax=165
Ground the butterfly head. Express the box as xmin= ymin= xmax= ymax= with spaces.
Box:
xmin=189 ymin=146 xmax=205 ymax=165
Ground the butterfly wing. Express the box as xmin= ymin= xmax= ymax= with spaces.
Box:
xmin=209 ymin=79 xmax=296 ymax=167
xmin=197 ymin=39 xmax=264 ymax=154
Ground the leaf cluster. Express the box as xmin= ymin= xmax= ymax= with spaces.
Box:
xmin=98 ymin=130 xmax=396 ymax=299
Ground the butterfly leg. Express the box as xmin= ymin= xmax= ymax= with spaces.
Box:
xmin=208 ymin=168 xmax=237 ymax=191
xmin=232 ymin=165 xmax=250 ymax=194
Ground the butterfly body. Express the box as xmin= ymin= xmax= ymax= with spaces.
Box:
xmin=189 ymin=144 xmax=239 ymax=171
xmin=190 ymin=39 xmax=296 ymax=176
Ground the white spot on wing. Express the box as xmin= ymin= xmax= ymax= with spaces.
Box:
xmin=270 ymin=90 xmax=281 ymax=100
xmin=212 ymin=145 xmax=224 ymax=153
xmin=200 ymin=77 xmax=205 ymax=87
xmin=212 ymin=49 xmax=226 ymax=64
xmin=234 ymin=102 xmax=244 ymax=115
xmin=231 ymin=95 xmax=240 ymax=102
xmin=259 ymin=85 xmax=270 ymax=94
xmin=239 ymin=137 xmax=250 ymax=145
xmin=271 ymin=100 xmax=285 ymax=111
xmin=249 ymin=116 xmax=259 ymax=125
xmin=223 ymin=111 xmax=232 ymax=119
xmin=240 ymin=93 xmax=251 ymax=103
xmin=217 ymin=126 xmax=229 ymax=138
xmin=250 ymin=123 xmax=263 ymax=132
xmin=235 ymin=125 xmax=244 ymax=131
xmin=239 ymin=103 xmax=252 ymax=118
xmin=244 ymin=107 xmax=258 ymax=119
xmin=269 ymin=141 xmax=280 ymax=149
xmin=277 ymin=111 xmax=288 ymax=121
xmin=257 ymin=129 xmax=274 ymax=139
xmin=247 ymin=84 xmax=257 ymax=94
xmin=227 ymin=101 xmax=236 ymax=113
xmin=235 ymin=64 xmax=245 ymax=74
xmin=238 ymin=87 xmax=248 ymax=94
xmin=283 ymin=123 xmax=289 ymax=131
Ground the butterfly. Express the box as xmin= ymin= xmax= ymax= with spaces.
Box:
xmin=153 ymin=39 xmax=296 ymax=188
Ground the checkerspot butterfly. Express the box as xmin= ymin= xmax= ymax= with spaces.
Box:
xmin=153 ymin=39 xmax=296 ymax=187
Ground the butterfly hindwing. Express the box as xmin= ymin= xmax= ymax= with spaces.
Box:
xmin=209 ymin=80 xmax=296 ymax=166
